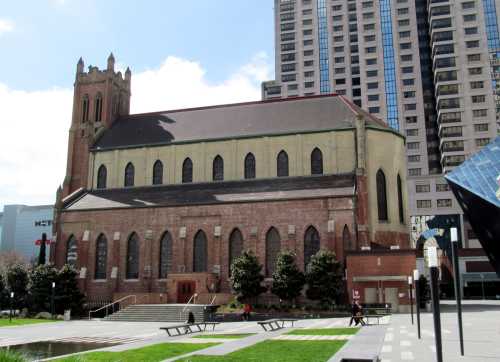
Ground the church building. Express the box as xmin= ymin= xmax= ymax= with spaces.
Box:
xmin=53 ymin=56 xmax=414 ymax=310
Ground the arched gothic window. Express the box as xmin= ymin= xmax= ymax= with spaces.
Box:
xmin=126 ymin=233 xmax=140 ymax=279
xmin=193 ymin=230 xmax=208 ymax=272
xmin=82 ymin=95 xmax=89 ymax=122
xmin=244 ymin=153 xmax=256 ymax=179
xmin=159 ymin=231 xmax=173 ymax=279
xmin=124 ymin=162 xmax=135 ymax=187
xmin=213 ymin=155 xmax=224 ymax=181
xmin=66 ymin=235 xmax=78 ymax=267
xmin=182 ymin=158 xmax=193 ymax=183
xmin=397 ymin=174 xmax=404 ymax=224
xmin=343 ymin=225 xmax=353 ymax=252
xmin=376 ymin=169 xmax=388 ymax=221
xmin=229 ymin=229 xmax=243 ymax=275
xmin=265 ymin=227 xmax=281 ymax=276
xmin=153 ymin=160 xmax=163 ymax=185
xmin=304 ymin=226 xmax=320 ymax=270
xmin=97 ymin=165 xmax=107 ymax=189
xmin=95 ymin=93 xmax=103 ymax=123
xmin=311 ymin=148 xmax=324 ymax=175
xmin=94 ymin=234 xmax=107 ymax=279
xmin=277 ymin=150 xmax=289 ymax=177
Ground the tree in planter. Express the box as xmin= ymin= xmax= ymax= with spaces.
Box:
xmin=230 ymin=251 xmax=267 ymax=303
xmin=305 ymin=250 xmax=344 ymax=307
xmin=6 ymin=264 xmax=29 ymax=309
xmin=271 ymin=250 xmax=305 ymax=306
xmin=56 ymin=265 xmax=85 ymax=316
xmin=29 ymin=264 xmax=58 ymax=314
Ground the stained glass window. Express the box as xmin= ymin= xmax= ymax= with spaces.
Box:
xmin=94 ymin=234 xmax=107 ymax=279
xmin=193 ymin=230 xmax=208 ymax=272
xmin=126 ymin=233 xmax=140 ymax=279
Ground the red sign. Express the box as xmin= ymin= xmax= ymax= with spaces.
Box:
xmin=35 ymin=239 xmax=54 ymax=245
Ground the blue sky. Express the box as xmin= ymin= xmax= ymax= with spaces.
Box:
xmin=0 ymin=1 xmax=276 ymax=209
xmin=1 ymin=0 xmax=274 ymax=90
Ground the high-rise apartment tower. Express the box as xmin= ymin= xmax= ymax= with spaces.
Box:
xmin=263 ymin=0 xmax=500 ymax=247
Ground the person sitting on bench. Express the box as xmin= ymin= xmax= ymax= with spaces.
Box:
xmin=349 ymin=300 xmax=366 ymax=326
xmin=184 ymin=310 xmax=195 ymax=334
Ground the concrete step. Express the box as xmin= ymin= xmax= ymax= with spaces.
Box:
xmin=103 ymin=304 xmax=218 ymax=322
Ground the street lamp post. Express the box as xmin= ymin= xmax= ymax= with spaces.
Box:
xmin=414 ymin=269 xmax=421 ymax=339
xmin=9 ymin=292 xmax=14 ymax=323
xmin=428 ymin=246 xmax=443 ymax=362
xmin=450 ymin=227 xmax=464 ymax=356
xmin=408 ymin=276 xmax=414 ymax=325
xmin=51 ymin=282 xmax=56 ymax=320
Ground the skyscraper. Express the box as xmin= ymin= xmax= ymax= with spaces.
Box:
xmin=263 ymin=0 xmax=500 ymax=247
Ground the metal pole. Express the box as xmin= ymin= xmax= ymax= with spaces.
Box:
xmin=9 ymin=292 xmax=13 ymax=323
xmin=414 ymin=270 xmax=421 ymax=339
xmin=51 ymin=282 xmax=55 ymax=320
xmin=451 ymin=231 xmax=464 ymax=356
xmin=428 ymin=246 xmax=443 ymax=362
xmin=408 ymin=276 xmax=414 ymax=325
xmin=481 ymin=275 xmax=485 ymax=300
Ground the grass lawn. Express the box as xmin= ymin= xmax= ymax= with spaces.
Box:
xmin=177 ymin=340 xmax=346 ymax=362
xmin=286 ymin=327 xmax=359 ymax=336
xmin=55 ymin=342 xmax=219 ymax=362
xmin=0 ymin=318 xmax=58 ymax=327
xmin=192 ymin=334 xmax=255 ymax=339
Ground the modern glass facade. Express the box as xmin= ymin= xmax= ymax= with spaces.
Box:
xmin=317 ymin=0 xmax=331 ymax=94
xmin=380 ymin=0 xmax=399 ymax=131
xmin=482 ymin=0 xmax=500 ymax=53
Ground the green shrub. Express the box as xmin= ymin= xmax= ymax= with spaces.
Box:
xmin=0 ymin=349 xmax=28 ymax=362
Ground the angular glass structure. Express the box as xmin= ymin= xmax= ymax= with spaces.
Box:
xmin=445 ymin=137 xmax=500 ymax=276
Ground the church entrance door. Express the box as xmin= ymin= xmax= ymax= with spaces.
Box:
xmin=177 ymin=281 xmax=196 ymax=303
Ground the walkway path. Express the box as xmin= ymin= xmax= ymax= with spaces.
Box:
xmin=379 ymin=300 xmax=500 ymax=362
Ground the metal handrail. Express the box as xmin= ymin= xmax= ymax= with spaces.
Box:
xmin=179 ymin=293 xmax=198 ymax=320
xmin=88 ymin=295 xmax=137 ymax=320
xmin=210 ymin=295 xmax=217 ymax=305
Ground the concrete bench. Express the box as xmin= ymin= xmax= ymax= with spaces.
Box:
xmin=160 ymin=321 xmax=220 ymax=336
xmin=358 ymin=314 xmax=388 ymax=325
xmin=257 ymin=318 xmax=298 ymax=331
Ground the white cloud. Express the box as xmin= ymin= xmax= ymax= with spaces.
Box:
xmin=130 ymin=53 xmax=271 ymax=113
xmin=0 ymin=19 xmax=14 ymax=36
xmin=0 ymin=54 xmax=271 ymax=209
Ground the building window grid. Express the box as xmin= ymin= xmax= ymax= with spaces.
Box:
xmin=380 ymin=0 xmax=400 ymax=130
xmin=317 ymin=0 xmax=331 ymax=93
xmin=482 ymin=0 xmax=500 ymax=92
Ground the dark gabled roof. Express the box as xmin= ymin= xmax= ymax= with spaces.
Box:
xmin=63 ymin=173 xmax=356 ymax=211
xmin=93 ymin=94 xmax=393 ymax=151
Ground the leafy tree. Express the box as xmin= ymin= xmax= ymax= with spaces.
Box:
xmin=0 ymin=275 xmax=7 ymax=310
xmin=6 ymin=264 xmax=29 ymax=309
xmin=56 ymin=265 xmax=85 ymax=315
xmin=230 ymin=251 xmax=267 ymax=303
xmin=271 ymin=250 xmax=305 ymax=304
xmin=29 ymin=264 xmax=58 ymax=313
xmin=305 ymin=250 xmax=344 ymax=305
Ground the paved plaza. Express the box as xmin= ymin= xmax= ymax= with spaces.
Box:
xmin=0 ymin=300 xmax=498 ymax=361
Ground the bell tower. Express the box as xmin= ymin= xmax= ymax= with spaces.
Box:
xmin=62 ymin=53 xmax=131 ymax=197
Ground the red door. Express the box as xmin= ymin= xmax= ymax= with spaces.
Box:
xmin=177 ymin=281 xmax=196 ymax=303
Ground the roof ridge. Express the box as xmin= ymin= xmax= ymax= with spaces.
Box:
xmin=125 ymin=94 xmax=341 ymax=117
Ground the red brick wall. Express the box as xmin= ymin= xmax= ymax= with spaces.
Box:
xmin=346 ymin=251 xmax=416 ymax=310
xmin=56 ymin=196 xmax=410 ymax=302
